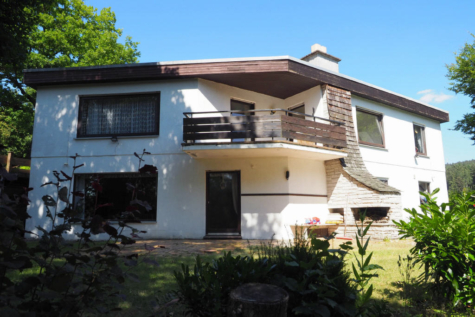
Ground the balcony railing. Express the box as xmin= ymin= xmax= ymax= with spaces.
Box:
xmin=183 ymin=109 xmax=347 ymax=149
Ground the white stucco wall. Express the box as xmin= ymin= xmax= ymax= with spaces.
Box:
xmin=26 ymin=77 xmax=448 ymax=239
xmin=27 ymin=79 xmax=329 ymax=240
xmin=352 ymin=95 xmax=449 ymax=220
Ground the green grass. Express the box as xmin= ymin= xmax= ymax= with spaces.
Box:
xmin=8 ymin=239 xmax=473 ymax=316
xmin=115 ymin=253 xmax=226 ymax=316
xmin=115 ymin=239 xmax=470 ymax=316
xmin=348 ymin=239 xmax=473 ymax=316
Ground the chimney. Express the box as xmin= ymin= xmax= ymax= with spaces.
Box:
xmin=301 ymin=43 xmax=341 ymax=73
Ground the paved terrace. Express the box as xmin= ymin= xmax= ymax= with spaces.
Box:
xmin=119 ymin=238 xmax=351 ymax=256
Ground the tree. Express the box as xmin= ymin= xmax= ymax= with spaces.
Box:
xmin=446 ymin=159 xmax=475 ymax=195
xmin=446 ymin=34 xmax=475 ymax=144
xmin=0 ymin=0 xmax=140 ymax=158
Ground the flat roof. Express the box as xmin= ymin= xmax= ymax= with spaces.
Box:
xmin=23 ymin=55 xmax=449 ymax=122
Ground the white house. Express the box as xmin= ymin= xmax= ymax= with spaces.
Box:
xmin=24 ymin=44 xmax=449 ymax=240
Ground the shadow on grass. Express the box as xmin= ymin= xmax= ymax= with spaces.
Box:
xmin=116 ymin=250 xmax=248 ymax=317
xmin=371 ymin=281 xmax=474 ymax=317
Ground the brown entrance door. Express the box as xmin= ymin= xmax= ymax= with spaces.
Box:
xmin=206 ymin=171 xmax=241 ymax=236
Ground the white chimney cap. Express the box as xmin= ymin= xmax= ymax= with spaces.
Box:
xmin=311 ymin=43 xmax=327 ymax=53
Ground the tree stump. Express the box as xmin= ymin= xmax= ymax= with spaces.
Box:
xmin=227 ymin=283 xmax=289 ymax=317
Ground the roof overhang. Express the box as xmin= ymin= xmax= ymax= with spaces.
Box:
xmin=23 ymin=56 xmax=449 ymax=123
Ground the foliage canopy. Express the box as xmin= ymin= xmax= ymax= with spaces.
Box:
xmin=446 ymin=34 xmax=475 ymax=143
xmin=0 ymin=0 xmax=140 ymax=158
xmin=445 ymin=159 xmax=475 ymax=195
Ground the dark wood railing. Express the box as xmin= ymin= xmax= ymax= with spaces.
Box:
xmin=183 ymin=109 xmax=347 ymax=149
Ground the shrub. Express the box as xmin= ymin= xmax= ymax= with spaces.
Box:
xmin=394 ymin=189 xmax=475 ymax=308
xmin=175 ymin=228 xmax=357 ymax=317
xmin=0 ymin=149 xmax=160 ymax=315
xmin=174 ymin=252 xmax=274 ymax=317
xmin=267 ymin=235 xmax=356 ymax=317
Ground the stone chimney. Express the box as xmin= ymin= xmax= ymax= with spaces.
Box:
xmin=301 ymin=43 xmax=341 ymax=73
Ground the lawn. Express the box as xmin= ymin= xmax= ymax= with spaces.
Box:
xmin=111 ymin=239 xmax=453 ymax=316
xmin=10 ymin=239 xmax=470 ymax=316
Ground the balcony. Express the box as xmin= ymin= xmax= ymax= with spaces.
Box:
xmin=182 ymin=109 xmax=347 ymax=160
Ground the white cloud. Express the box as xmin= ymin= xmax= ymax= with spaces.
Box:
xmin=417 ymin=89 xmax=433 ymax=95
xmin=417 ymin=89 xmax=454 ymax=104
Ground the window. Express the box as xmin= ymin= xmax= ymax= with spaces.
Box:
xmin=288 ymin=104 xmax=306 ymax=120
xmin=231 ymin=99 xmax=254 ymax=142
xmin=418 ymin=181 xmax=430 ymax=204
xmin=356 ymin=108 xmax=385 ymax=147
xmin=413 ymin=124 xmax=427 ymax=155
xmin=231 ymin=99 xmax=254 ymax=116
xmin=77 ymin=93 xmax=160 ymax=137
xmin=74 ymin=173 xmax=158 ymax=221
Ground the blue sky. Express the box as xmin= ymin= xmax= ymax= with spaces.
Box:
xmin=87 ymin=0 xmax=475 ymax=164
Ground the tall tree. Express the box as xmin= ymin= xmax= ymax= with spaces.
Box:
xmin=446 ymin=34 xmax=475 ymax=144
xmin=0 ymin=0 xmax=140 ymax=158
xmin=446 ymin=159 xmax=475 ymax=195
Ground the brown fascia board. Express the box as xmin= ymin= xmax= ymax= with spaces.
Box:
xmin=22 ymin=59 xmax=290 ymax=87
xmin=23 ymin=57 xmax=449 ymax=123
xmin=287 ymin=61 xmax=449 ymax=123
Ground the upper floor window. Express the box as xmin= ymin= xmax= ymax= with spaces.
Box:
xmin=231 ymin=99 xmax=254 ymax=116
xmin=413 ymin=124 xmax=427 ymax=155
xmin=77 ymin=93 xmax=160 ymax=138
xmin=288 ymin=104 xmax=306 ymax=120
xmin=356 ymin=108 xmax=385 ymax=147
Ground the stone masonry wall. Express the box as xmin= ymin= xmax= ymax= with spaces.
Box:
xmin=323 ymin=85 xmax=401 ymax=240
xmin=325 ymin=160 xmax=401 ymax=239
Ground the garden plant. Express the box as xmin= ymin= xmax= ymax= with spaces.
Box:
xmin=0 ymin=148 xmax=161 ymax=316
xmin=394 ymin=189 xmax=475 ymax=309
xmin=175 ymin=222 xmax=385 ymax=317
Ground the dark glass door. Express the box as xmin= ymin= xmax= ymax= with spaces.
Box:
xmin=288 ymin=105 xmax=305 ymax=141
xmin=231 ymin=99 xmax=255 ymax=142
xmin=206 ymin=171 xmax=241 ymax=234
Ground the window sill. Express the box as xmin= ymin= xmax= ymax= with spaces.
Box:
xmin=109 ymin=221 xmax=158 ymax=225
xmin=359 ymin=144 xmax=388 ymax=152
xmin=70 ymin=221 xmax=157 ymax=225
xmin=415 ymin=154 xmax=430 ymax=159
xmin=74 ymin=135 xmax=159 ymax=141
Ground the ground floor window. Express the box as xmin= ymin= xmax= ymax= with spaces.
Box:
xmin=419 ymin=181 xmax=430 ymax=204
xmin=74 ymin=173 xmax=158 ymax=221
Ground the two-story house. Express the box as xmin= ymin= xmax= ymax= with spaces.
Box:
xmin=23 ymin=44 xmax=449 ymax=240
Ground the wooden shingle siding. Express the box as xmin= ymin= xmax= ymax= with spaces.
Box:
xmin=324 ymin=85 xmax=400 ymax=193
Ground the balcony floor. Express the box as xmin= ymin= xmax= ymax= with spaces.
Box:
xmin=182 ymin=141 xmax=347 ymax=160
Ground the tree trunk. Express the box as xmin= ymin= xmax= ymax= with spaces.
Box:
xmin=227 ymin=283 xmax=289 ymax=317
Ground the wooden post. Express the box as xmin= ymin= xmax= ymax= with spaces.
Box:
xmin=227 ymin=283 xmax=288 ymax=317
xmin=6 ymin=152 xmax=12 ymax=172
